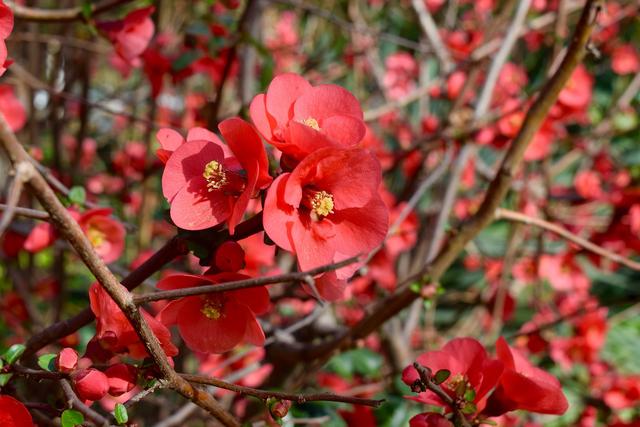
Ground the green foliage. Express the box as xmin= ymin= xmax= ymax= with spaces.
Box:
xmin=61 ymin=409 xmax=84 ymax=427
xmin=113 ymin=403 xmax=129 ymax=425
xmin=3 ymin=343 xmax=25 ymax=365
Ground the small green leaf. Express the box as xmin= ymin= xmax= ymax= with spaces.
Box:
xmin=68 ymin=186 xmax=86 ymax=206
xmin=461 ymin=401 xmax=477 ymax=415
xmin=4 ymin=344 xmax=25 ymax=364
xmin=61 ymin=409 xmax=84 ymax=427
xmin=0 ymin=373 xmax=12 ymax=386
xmin=38 ymin=354 xmax=57 ymax=371
xmin=409 ymin=282 xmax=421 ymax=293
xmin=433 ymin=369 xmax=450 ymax=385
xmin=113 ymin=403 xmax=129 ymax=425
xmin=80 ymin=2 xmax=92 ymax=20
xmin=464 ymin=388 xmax=476 ymax=402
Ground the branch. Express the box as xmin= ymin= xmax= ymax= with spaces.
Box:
xmin=181 ymin=374 xmax=384 ymax=408
xmin=7 ymin=0 xmax=133 ymax=22
xmin=412 ymin=363 xmax=471 ymax=427
xmin=0 ymin=117 xmax=239 ymax=426
xmin=134 ymin=256 xmax=360 ymax=304
xmin=410 ymin=0 xmax=453 ymax=72
xmin=0 ymin=203 xmax=49 ymax=221
xmin=0 ymin=161 xmax=32 ymax=238
xmin=495 ymin=207 xmax=640 ymax=271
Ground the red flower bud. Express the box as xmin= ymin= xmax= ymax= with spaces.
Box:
xmin=105 ymin=363 xmax=137 ymax=397
xmin=268 ymin=399 xmax=291 ymax=419
xmin=72 ymin=369 xmax=109 ymax=401
xmin=214 ymin=241 xmax=245 ymax=272
xmin=55 ymin=347 xmax=78 ymax=373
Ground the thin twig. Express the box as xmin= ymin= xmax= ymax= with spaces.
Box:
xmin=0 ymin=203 xmax=49 ymax=220
xmin=7 ymin=0 xmax=133 ymax=22
xmin=0 ymin=161 xmax=33 ymax=238
xmin=181 ymin=374 xmax=384 ymax=408
xmin=410 ymin=0 xmax=453 ymax=71
xmin=134 ymin=256 xmax=360 ymax=304
xmin=495 ymin=207 xmax=640 ymax=271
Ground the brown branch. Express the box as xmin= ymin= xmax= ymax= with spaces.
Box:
xmin=495 ymin=207 xmax=640 ymax=271
xmin=0 ymin=203 xmax=49 ymax=220
xmin=412 ymin=363 xmax=471 ymax=427
xmin=0 ymin=117 xmax=239 ymax=426
xmin=309 ymin=0 xmax=602 ymax=356
xmin=134 ymin=255 xmax=360 ymax=304
xmin=0 ymin=162 xmax=32 ymax=238
xmin=180 ymin=374 xmax=384 ymax=408
xmin=60 ymin=379 xmax=109 ymax=427
xmin=7 ymin=0 xmax=133 ymax=22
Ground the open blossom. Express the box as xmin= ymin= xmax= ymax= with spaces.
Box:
xmin=89 ymin=283 xmax=178 ymax=359
xmin=402 ymin=338 xmax=504 ymax=414
xmin=0 ymin=395 xmax=33 ymax=426
xmin=156 ymin=126 xmax=222 ymax=164
xmin=24 ymin=208 xmax=125 ymax=263
xmin=263 ymin=147 xmax=388 ymax=300
xmin=249 ymin=73 xmax=366 ymax=163
xmin=157 ymin=273 xmax=270 ymax=354
xmin=383 ymin=52 xmax=418 ymax=100
xmin=484 ymin=337 xmax=568 ymax=416
xmin=97 ymin=6 xmax=155 ymax=62
xmin=162 ymin=118 xmax=271 ymax=233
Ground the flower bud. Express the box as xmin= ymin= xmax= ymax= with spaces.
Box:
xmin=267 ymin=398 xmax=291 ymax=419
xmin=55 ymin=348 xmax=78 ymax=373
xmin=72 ymin=368 xmax=109 ymax=401
xmin=214 ymin=241 xmax=245 ymax=272
xmin=105 ymin=363 xmax=137 ymax=397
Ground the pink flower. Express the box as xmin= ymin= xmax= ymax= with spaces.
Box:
xmin=611 ymin=44 xmax=640 ymax=75
xmin=383 ymin=52 xmax=418 ymax=100
xmin=78 ymin=208 xmax=126 ymax=264
xmin=263 ymin=148 xmax=388 ymax=300
xmin=249 ymin=73 xmax=366 ymax=162
xmin=98 ymin=6 xmax=155 ymax=62
xmin=72 ymin=368 xmax=110 ymax=402
xmin=162 ymin=118 xmax=271 ymax=233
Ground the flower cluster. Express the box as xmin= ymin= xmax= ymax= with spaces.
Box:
xmin=403 ymin=337 xmax=568 ymax=426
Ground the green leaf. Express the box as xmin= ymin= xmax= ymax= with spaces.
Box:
xmin=409 ymin=282 xmax=421 ymax=293
xmin=113 ymin=403 xmax=129 ymax=425
xmin=61 ymin=409 xmax=84 ymax=427
xmin=464 ymin=388 xmax=476 ymax=402
xmin=0 ymin=373 xmax=12 ymax=386
xmin=68 ymin=186 xmax=86 ymax=206
xmin=4 ymin=344 xmax=25 ymax=364
xmin=38 ymin=353 xmax=57 ymax=371
xmin=461 ymin=401 xmax=477 ymax=414
xmin=433 ymin=369 xmax=450 ymax=385
xmin=80 ymin=2 xmax=92 ymax=20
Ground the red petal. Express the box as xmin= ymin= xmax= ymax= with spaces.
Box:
xmin=293 ymin=84 xmax=363 ymax=122
xmin=263 ymin=174 xmax=296 ymax=252
xmin=244 ymin=315 xmax=266 ymax=346
xmin=266 ymin=73 xmax=311 ymax=129
xmin=156 ymin=128 xmax=184 ymax=151
xmin=162 ymin=139 xmax=224 ymax=201
xmin=169 ymin=182 xmax=232 ymax=230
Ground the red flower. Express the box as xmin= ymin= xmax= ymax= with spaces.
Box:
xmin=611 ymin=44 xmax=640 ymax=75
xmin=56 ymin=348 xmax=79 ymax=373
xmin=249 ymin=73 xmax=366 ymax=162
xmin=105 ymin=363 xmax=137 ymax=397
xmin=0 ymin=1 xmax=13 ymax=76
xmin=162 ymin=118 xmax=271 ymax=233
xmin=483 ymin=337 xmax=568 ymax=416
xmin=0 ymin=85 xmax=26 ymax=132
xmin=72 ymin=368 xmax=110 ymax=402
xmin=0 ymin=395 xmax=33 ymax=426
xmin=156 ymin=126 xmax=222 ymax=164
xmin=78 ymin=208 xmax=126 ymax=264
xmin=410 ymin=413 xmax=454 ymax=427
xmin=263 ymin=147 xmax=388 ymax=300
xmin=98 ymin=6 xmax=155 ymax=62
xmin=89 ymin=283 xmax=178 ymax=359
xmin=402 ymin=338 xmax=503 ymax=413
xmin=157 ymin=273 xmax=270 ymax=354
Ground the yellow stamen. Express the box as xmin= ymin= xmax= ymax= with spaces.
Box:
xmin=87 ymin=227 xmax=106 ymax=248
xmin=302 ymin=117 xmax=320 ymax=131
xmin=201 ymin=300 xmax=222 ymax=320
xmin=310 ymin=190 xmax=334 ymax=217
xmin=203 ymin=160 xmax=228 ymax=191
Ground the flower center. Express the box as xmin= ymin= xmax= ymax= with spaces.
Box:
xmin=87 ymin=226 xmax=106 ymax=248
xmin=447 ymin=373 xmax=472 ymax=397
xmin=302 ymin=117 xmax=320 ymax=131
xmin=203 ymin=160 xmax=228 ymax=191
xmin=308 ymin=190 xmax=334 ymax=217
xmin=201 ymin=299 xmax=223 ymax=320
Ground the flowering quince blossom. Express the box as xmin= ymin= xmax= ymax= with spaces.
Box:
xmin=157 ymin=272 xmax=270 ymax=354
xmin=403 ymin=337 xmax=570 ymax=424
xmin=402 ymin=338 xmax=504 ymax=414
xmin=484 ymin=337 xmax=568 ymax=415
xmin=97 ymin=6 xmax=155 ymax=63
xmin=0 ymin=395 xmax=33 ymax=426
xmin=0 ymin=85 xmax=26 ymax=132
xmin=23 ymin=208 xmax=125 ymax=264
xmin=263 ymin=147 xmax=389 ymax=300
xmin=89 ymin=283 xmax=178 ymax=359
xmin=162 ymin=118 xmax=272 ymax=233
xmin=249 ymin=73 xmax=366 ymax=163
